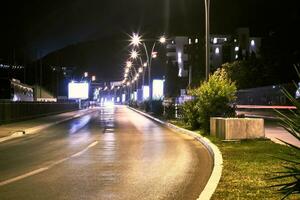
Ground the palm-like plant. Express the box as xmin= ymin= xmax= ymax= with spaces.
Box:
xmin=272 ymin=65 xmax=300 ymax=199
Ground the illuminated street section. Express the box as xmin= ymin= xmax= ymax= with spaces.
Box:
xmin=0 ymin=106 xmax=212 ymax=200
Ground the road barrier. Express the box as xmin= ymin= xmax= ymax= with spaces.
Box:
xmin=0 ymin=101 xmax=79 ymax=124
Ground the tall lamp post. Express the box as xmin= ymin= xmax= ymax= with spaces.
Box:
xmin=130 ymin=34 xmax=166 ymax=103
xmin=204 ymin=0 xmax=211 ymax=81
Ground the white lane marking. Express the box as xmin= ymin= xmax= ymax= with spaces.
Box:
xmin=71 ymin=141 xmax=98 ymax=158
xmin=0 ymin=141 xmax=99 ymax=187
xmin=0 ymin=167 xmax=49 ymax=186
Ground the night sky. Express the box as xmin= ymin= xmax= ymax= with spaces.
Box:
xmin=1 ymin=0 xmax=300 ymax=81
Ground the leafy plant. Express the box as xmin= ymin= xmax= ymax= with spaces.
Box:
xmin=181 ymin=99 xmax=200 ymax=130
xmin=151 ymin=99 xmax=164 ymax=116
xmin=272 ymin=65 xmax=300 ymax=199
xmin=186 ymin=68 xmax=237 ymax=131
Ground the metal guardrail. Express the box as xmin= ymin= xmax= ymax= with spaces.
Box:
xmin=236 ymin=105 xmax=297 ymax=109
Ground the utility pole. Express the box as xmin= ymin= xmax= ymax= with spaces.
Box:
xmin=204 ymin=0 xmax=210 ymax=81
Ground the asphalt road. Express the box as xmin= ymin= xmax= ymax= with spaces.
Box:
xmin=0 ymin=106 xmax=212 ymax=200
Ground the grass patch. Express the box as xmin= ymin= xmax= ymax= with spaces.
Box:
xmin=209 ymin=137 xmax=299 ymax=199
xmin=168 ymin=119 xmax=299 ymax=199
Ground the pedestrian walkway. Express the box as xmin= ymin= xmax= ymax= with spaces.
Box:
xmin=237 ymin=110 xmax=300 ymax=148
xmin=265 ymin=121 xmax=300 ymax=148
xmin=0 ymin=108 xmax=95 ymax=140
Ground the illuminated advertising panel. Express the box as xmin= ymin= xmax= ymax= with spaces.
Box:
xmin=68 ymin=82 xmax=89 ymax=99
xmin=152 ymin=79 xmax=164 ymax=100
xmin=122 ymin=94 xmax=126 ymax=103
xmin=142 ymin=85 xmax=149 ymax=100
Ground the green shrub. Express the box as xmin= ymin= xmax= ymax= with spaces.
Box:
xmin=151 ymin=100 xmax=164 ymax=116
xmin=139 ymin=100 xmax=150 ymax=112
xmin=129 ymin=100 xmax=138 ymax=108
xmin=181 ymin=99 xmax=200 ymax=130
xmin=189 ymin=68 xmax=237 ymax=131
xmin=163 ymin=104 xmax=176 ymax=119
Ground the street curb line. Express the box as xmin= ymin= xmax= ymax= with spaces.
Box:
xmin=128 ymin=107 xmax=223 ymax=200
xmin=0 ymin=109 xmax=97 ymax=143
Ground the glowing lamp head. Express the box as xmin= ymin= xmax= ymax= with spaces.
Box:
xmin=92 ymin=75 xmax=96 ymax=81
xmin=130 ymin=50 xmax=138 ymax=59
xmin=159 ymin=36 xmax=166 ymax=44
xmin=143 ymin=62 xmax=147 ymax=67
xmin=138 ymin=67 xmax=143 ymax=73
xmin=130 ymin=33 xmax=142 ymax=46
xmin=126 ymin=61 xmax=132 ymax=68
xmin=84 ymin=72 xmax=88 ymax=77
xmin=152 ymin=52 xmax=158 ymax=58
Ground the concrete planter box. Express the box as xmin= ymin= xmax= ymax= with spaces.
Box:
xmin=210 ymin=117 xmax=265 ymax=140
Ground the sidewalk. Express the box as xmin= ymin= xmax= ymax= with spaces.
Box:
xmin=0 ymin=108 xmax=96 ymax=142
xmin=237 ymin=111 xmax=300 ymax=148
xmin=265 ymin=121 xmax=300 ymax=148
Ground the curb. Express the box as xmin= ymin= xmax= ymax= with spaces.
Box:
xmin=128 ymin=106 xmax=223 ymax=200
xmin=0 ymin=109 xmax=97 ymax=143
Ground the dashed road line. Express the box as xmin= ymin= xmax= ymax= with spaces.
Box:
xmin=0 ymin=141 xmax=98 ymax=187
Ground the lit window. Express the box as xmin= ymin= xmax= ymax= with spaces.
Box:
xmin=178 ymin=52 xmax=182 ymax=64
xmin=215 ymin=47 xmax=220 ymax=54
xmin=251 ymin=40 xmax=255 ymax=46
xmin=213 ymin=38 xmax=217 ymax=44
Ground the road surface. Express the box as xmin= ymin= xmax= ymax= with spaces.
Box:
xmin=0 ymin=106 xmax=212 ymax=200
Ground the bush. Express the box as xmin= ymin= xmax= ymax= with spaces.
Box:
xmin=129 ymin=100 xmax=138 ymax=108
xmin=139 ymin=100 xmax=150 ymax=112
xmin=151 ymin=99 xmax=164 ymax=116
xmin=182 ymin=99 xmax=200 ymax=130
xmin=188 ymin=68 xmax=237 ymax=131
xmin=163 ymin=104 xmax=176 ymax=119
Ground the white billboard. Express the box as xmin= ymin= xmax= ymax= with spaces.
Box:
xmin=152 ymin=79 xmax=164 ymax=100
xmin=142 ymin=85 xmax=149 ymax=100
xmin=68 ymin=82 xmax=89 ymax=99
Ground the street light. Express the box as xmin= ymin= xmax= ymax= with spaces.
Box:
xmin=92 ymin=75 xmax=96 ymax=81
xmin=159 ymin=36 xmax=167 ymax=44
xmin=130 ymin=33 xmax=142 ymax=47
xmin=129 ymin=33 xmax=167 ymax=106
xmin=126 ymin=61 xmax=132 ymax=68
xmin=204 ymin=0 xmax=211 ymax=81
xmin=84 ymin=72 xmax=88 ymax=77
xmin=130 ymin=50 xmax=138 ymax=59
xmin=138 ymin=67 xmax=143 ymax=73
